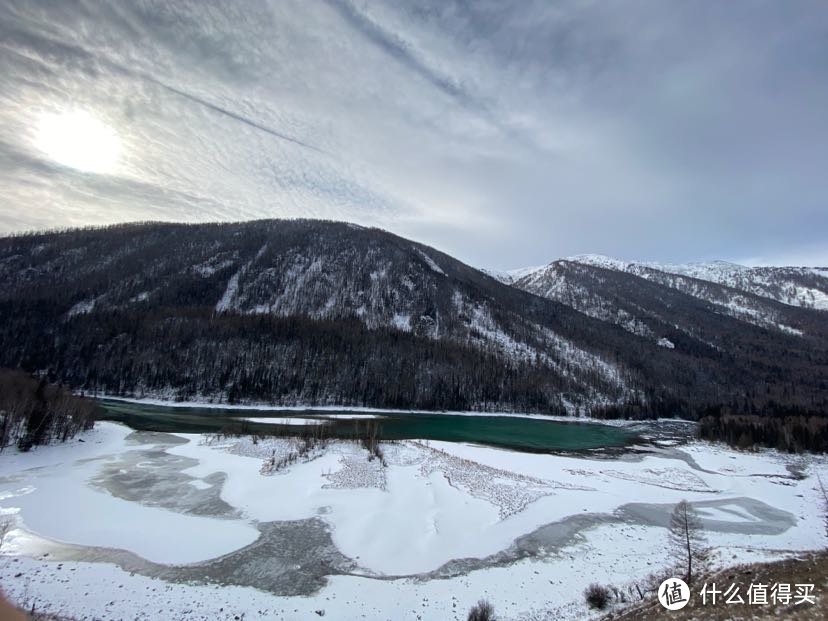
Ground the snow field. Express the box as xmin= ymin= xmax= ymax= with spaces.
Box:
xmin=1 ymin=422 xmax=826 ymax=620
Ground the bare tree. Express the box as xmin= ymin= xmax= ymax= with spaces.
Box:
xmin=668 ymin=500 xmax=707 ymax=584
xmin=818 ymin=474 xmax=828 ymax=545
xmin=467 ymin=599 xmax=496 ymax=621
xmin=0 ymin=517 xmax=13 ymax=553
xmin=583 ymin=583 xmax=612 ymax=610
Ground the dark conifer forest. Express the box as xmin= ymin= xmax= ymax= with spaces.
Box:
xmin=0 ymin=368 xmax=98 ymax=450
xmin=0 ymin=220 xmax=826 ymax=450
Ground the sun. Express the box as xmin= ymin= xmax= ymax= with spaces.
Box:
xmin=35 ymin=109 xmax=122 ymax=174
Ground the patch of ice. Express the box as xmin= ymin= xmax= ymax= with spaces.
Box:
xmin=0 ymin=423 xmax=259 ymax=564
xmin=235 ymin=417 xmax=327 ymax=426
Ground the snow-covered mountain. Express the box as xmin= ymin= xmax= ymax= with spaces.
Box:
xmin=0 ymin=221 xmax=641 ymax=412
xmin=481 ymin=265 xmax=546 ymax=286
xmin=1 ymin=222 xmax=826 ymax=417
xmin=513 ymin=257 xmax=825 ymax=343
xmin=520 ymin=254 xmax=828 ymax=311
xmin=510 ymin=258 xmax=827 ymax=341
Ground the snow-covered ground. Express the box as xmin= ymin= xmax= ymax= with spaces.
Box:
xmin=1 ymin=422 xmax=825 ymax=621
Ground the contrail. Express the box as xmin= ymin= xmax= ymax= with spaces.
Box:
xmin=144 ymin=77 xmax=327 ymax=155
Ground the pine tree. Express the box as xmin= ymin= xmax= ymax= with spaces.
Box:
xmin=668 ymin=500 xmax=707 ymax=584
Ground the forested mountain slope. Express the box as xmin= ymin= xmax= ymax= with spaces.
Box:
xmin=516 ymin=254 xmax=828 ymax=312
xmin=0 ymin=221 xmax=826 ymax=417
xmin=514 ymin=259 xmax=826 ymax=339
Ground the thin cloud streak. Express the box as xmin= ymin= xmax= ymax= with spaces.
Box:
xmin=145 ymin=78 xmax=327 ymax=155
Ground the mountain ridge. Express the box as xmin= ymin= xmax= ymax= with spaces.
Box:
xmin=1 ymin=220 xmax=826 ymax=419
xmin=500 ymin=254 xmax=828 ymax=311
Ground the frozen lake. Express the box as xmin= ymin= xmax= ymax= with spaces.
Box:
xmin=98 ymin=398 xmax=635 ymax=452
xmin=0 ymin=418 xmax=825 ymax=620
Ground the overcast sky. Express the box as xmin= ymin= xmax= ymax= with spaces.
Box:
xmin=1 ymin=1 xmax=826 ymax=269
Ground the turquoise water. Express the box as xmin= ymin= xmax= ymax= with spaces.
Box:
xmin=98 ymin=400 xmax=633 ymax=453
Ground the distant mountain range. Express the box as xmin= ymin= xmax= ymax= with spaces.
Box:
xmin=1 ymin=220 xmax=826 ymax=418
xmin=502 ymin=255 xmax=828 ymax=338
xmin=503 ymin=254 xmax=828 ymax=309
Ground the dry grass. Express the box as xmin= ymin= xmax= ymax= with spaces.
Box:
xmin=603 ymin=552 xmax=828 ymax=620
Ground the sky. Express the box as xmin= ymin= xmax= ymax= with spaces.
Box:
xmin=1 ymin=0 xmax=827 ymax=270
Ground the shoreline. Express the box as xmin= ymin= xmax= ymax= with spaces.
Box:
xmin=96 ymin=394 xmax=696 ymax=429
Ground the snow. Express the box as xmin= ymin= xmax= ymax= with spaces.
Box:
xmin=657 ymin=337 xmax=675 ymax=349
xmin=0 ymin=423 xmax=259 ymax=564
xmin=391 ymin=312 xmax=411 ymax=331
xmin=464 ymin=299 xmax=540 ymax=361
xmin=214 ymin=268 xmax=242 ymax=312
xmin=506 ymin=264 xmax=547 ymax=281
xmin=483 ymin=265 xmax=547 ymax=284
xmin=415 ymin=248 xmax=446 ymax=275
xmin=67 ymin=299 xmax=95 ymax=317
xmin=800 ymin=286 xmax=828 ymax=310
xmin=2 ymin=422 xmax=825 ymax=621
xmin=564 ymin=254 xmax=631 ymax=271
xmin=165 ymin=437 xmax=547 ymax=575
xmin=0 ymin=534 xmax=669 ymax=621
xmin=450 ymin=292 xmax=630 ymax=402
xmin=235 ymin=416 xmax=326 ymax=426
xmin=777 ymin=324 xmax=804 ymax=336
xmin=563 ymin=254 xmax=828 ymax=311
xmin=192 ymin=258 xmax=235 ymax=277
xmin=215 ymin=243 xmax=268 ymax=312
xmin=649 ymin=262 xmax=828 ymax=311
xmin=480 ymin=267 xmax=514 ymax=283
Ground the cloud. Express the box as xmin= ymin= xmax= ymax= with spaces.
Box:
xmin=0 ymin=0 xmax=826 ymax=267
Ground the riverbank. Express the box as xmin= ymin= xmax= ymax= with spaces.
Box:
xmin=96 ymin=394 xmax=696 ymax=428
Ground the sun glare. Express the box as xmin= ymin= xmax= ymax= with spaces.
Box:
xmin=35 ymin=109 xmax=122 ymax=174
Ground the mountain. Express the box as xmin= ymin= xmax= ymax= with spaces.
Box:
xmin=481 ymin=265 xmax=546 ymax=286
xmin=1 ymin=221 xmax=826 ymax=418
xmin=515 ymin=254 xmax=828 ymax=311
xmin=511 ymin=257 xmax=828 ymax=338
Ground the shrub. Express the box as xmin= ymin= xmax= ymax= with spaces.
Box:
xmin=467 ymin=598 xmax=496 ymax=621
xmin=584 ymin=583 xmax=612 ymax=610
